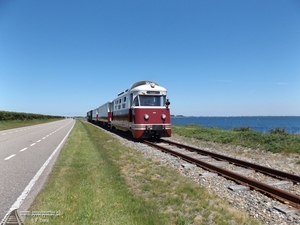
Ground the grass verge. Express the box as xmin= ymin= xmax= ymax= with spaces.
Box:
xmin=24 ymin=120 xmax=259 ymax=224
xmin=172 ymin=124 xmax=300 ymax=154
xmin=0 ymin=119 xmax=64 ymax=131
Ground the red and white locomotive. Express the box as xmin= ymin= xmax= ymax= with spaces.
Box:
xmin=87 ymin=80 xmax=171 ymax=139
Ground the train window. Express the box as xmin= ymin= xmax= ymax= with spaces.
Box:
xmin=147 ymin=91 xmax=160 ymax=94
xmin=133 ymin=96 xmax=139 ymax=106
xmin=123 ymin=97 xmax=126 ymax=102
xmin=154 ymin=96 xmax=165 ymax=106
xmin=118 ymin=105 xmax=121 ymax=110
xmin=139 ymin=96 xmax=166 ymax=106
xmin=119 ymin=99 xmax=121 ymax=103
xmin=122 ymin=103 xmax=126 ymax=108
xmin=140 ymin=96 xmax=154 ymax=106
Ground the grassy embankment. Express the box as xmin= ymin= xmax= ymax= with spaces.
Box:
xmin=0 ymin=111 xmax=64 ymax=130
xmin=24 ymin=120 xmax=259 ymax=225
xmin=172 ymin=125 xmax=300 ymax=154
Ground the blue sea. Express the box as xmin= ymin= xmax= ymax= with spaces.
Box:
xmin=171 ymin=117 xmax=300 ymax=134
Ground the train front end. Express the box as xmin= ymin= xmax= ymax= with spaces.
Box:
xmin=130 ymin=81 xmax=171 ymax=139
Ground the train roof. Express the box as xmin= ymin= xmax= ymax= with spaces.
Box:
xmin=117 ymin=80 xmax=165 ymax=96
xmin=130 ymin=80 xmax=159 ymax=89
xmin=130 ymin=80 xmax=166 ymax=93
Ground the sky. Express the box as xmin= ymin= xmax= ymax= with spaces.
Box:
xmin=1 ymin=0 xmax=300 ymax=117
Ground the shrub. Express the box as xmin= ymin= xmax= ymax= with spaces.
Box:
xmin=0 ymin=110 xmax=63 ymax=121
xmin=269 ymin=127 xmax=288 ymax=135
xmin=232 ymin=126 xmax=253 ymax=132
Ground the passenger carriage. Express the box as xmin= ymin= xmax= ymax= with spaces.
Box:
xmin=86 ymin=110 xmax=92 ymax=122
xmin=98 ymin=102 xmax=112 ymax=127
xmin=89 ymin=102 xmax=112 ymax=127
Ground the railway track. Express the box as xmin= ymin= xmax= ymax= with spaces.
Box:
xmin=0 ymin=209 xmax=23 ymax=225
xmin=143 ymin=139 xmax=300 ymax=209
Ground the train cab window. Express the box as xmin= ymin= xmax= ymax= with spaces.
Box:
xmin=139 ymin=96 xmax=166 ymax=106
xmin=133 ymin=96 xmax=139 ymax=106
xmin=139 ymin=96 xmax=147 ymax=106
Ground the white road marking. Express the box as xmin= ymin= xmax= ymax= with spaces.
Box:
xmin=37 ymin=140 xmax=41 ymax=142
xmin=4 ymin=154 xmax=16 ymax=160
xmin=42 ymin=137 xmax=46 ymax=139
xmin=30 ymin=143 xmax=36 ymax=146
xmin=2 ymin=133 xmax=7 ymax=135
xmin=20 ymin=148 xmax=28 ymax=152
xmin=2 ymin=121 xmax=75 ymax=220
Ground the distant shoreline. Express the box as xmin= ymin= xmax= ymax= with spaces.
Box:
xmin=171 ymin=116 xmax=300 ymax=134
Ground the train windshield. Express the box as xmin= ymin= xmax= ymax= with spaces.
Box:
xmin=134 ymin=95 xmax=166 ymax=107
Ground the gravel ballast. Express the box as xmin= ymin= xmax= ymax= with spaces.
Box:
xmin=110 ymin=129 xmax=300 ymax=225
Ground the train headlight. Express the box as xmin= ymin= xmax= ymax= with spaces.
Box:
xmin=161 ymin=114 xmax=166 ymax=121
xmin=144 ymin=114 xmax=149 ymax=120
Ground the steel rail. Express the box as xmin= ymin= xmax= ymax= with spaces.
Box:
xmin=143 ymin=140 xmax=300 ymax=209
xmin=1 ymin=209 xmax=23 ymax=225
xmin=161 ymin=139 xmax=300 ymax=183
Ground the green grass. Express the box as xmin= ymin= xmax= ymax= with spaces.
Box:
xmin=24 ymin=120 xmax=259 ymax=225
xmin=0 ymin=118 xmax=64 ymax=131
xmin=172 ymin=124 xmax=300 ymax=154
xmin=25 ymin=120 xmax=166 ymax=225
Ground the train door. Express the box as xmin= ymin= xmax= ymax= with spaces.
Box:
xmin=111 ymin=101 xmax=114 ymax=122
xmin=129 ymin=93 xmax=133 ymax=122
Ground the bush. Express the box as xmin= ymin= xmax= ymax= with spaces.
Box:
xmin=232 ymin=126 xmax=253 ymax=132
xmin=0 ymin=111 xmax=63 ymax=121
xmin=269 ymin=127 xmax=288 ymax=135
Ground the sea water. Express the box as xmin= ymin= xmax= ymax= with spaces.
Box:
xmin=171 ymin=117 xmax=300 ymax=134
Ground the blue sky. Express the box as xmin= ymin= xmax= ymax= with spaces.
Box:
xmin=1 ymin=0 xmax=299 ymax=117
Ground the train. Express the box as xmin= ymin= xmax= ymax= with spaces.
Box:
xmin=87 ymin=80 xmax=171 ymax=139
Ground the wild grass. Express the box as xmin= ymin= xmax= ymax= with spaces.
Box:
xmin=25 ymin=120 xmax=166 ymax=224
xmin=24 ymin=120 xmax=259 ymax=225
xmin=172 ymin=124 xmax=300 ymax=154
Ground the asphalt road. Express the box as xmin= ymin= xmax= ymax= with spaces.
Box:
xmin=0 ymin=119 xmax=75 ymax=222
